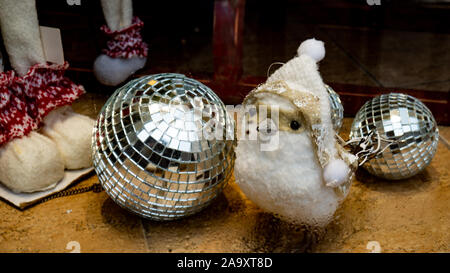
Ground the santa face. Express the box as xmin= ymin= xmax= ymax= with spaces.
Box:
xmin=234 ymin=38 xmax=358 ymax=228
xmin=235 ymin=91 xmax=340 ymax=228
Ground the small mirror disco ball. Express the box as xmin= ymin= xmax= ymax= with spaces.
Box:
xmin=92 ymin=73 xmax=235 ymax=220
xmin=350 ymin=93 xmax=439 ymax=180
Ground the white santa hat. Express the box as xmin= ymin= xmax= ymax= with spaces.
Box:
xmin=264 ymin=38 xmax=350 ymax=187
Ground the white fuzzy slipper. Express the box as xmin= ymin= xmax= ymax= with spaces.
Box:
xmin=0 ymin=132 xmax=65 ymax=193
xmin=94 ymin=54 xmax=146 ymax=86
xmin=41 ymin=106 xmax=95 ymax=170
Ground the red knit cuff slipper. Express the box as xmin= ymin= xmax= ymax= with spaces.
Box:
xmin=101 ymin=16 xmax=148 ymax=59
xmin=0 ymin=62 xmax=85 ymax=146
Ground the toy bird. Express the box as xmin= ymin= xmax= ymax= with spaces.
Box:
xmin=234 ymin=39 xmax=357 ymax=228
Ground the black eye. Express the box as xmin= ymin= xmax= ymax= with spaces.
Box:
xmin=290 ymin=120 xmax=300 ymax=130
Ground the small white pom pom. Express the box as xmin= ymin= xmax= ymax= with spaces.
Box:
xmin=323 ymin=159 xmax=350 ymax=188
xmin=297 ymin=38 xmax=325 ymax=62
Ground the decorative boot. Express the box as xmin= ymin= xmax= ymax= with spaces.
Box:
xmin=93 ymin=0 xmax=148 ymax=86
xmin=0 ymin=0 xmax=94 ymax=193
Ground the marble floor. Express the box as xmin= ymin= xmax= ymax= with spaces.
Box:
xmin=0 ymin=93 xmax=448 ymax=253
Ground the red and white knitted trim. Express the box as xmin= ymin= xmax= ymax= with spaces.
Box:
xmin=101 ymin=16 xmax=148 ymax=59
xmin=0 ymin=62 xmax=85 ymax=146
xmin=0 ymin=70 xmax=36 ymax=145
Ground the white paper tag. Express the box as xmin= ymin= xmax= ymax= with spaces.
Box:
xmin=39 ymin=26 xmax=65 ymax=65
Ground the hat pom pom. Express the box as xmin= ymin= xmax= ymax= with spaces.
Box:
xmin=297 ymin=38 xmax=325 ymax=62
xmin=323 ymin=159 xmax=350 ymax=188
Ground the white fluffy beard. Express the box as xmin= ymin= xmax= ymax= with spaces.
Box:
xmin=234 ymin=131 xmax=339 ymax=228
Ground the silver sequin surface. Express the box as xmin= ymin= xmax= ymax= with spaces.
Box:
xmin=92 ymin=73 xmax=235 ymax=220
xmin=350 ymin=93 xmax=439 ymax=180
xmin=325 ymin=84 xmax=344 ymax=132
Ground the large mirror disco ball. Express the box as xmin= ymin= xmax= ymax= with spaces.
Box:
xmin=92 ymin=73 xmax=236 ymax=220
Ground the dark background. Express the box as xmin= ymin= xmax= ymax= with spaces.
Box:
xmin=31 ymin=0 xmax=449 ymax=74
xmin=0 ymin=0 xmax=448 ymax=123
